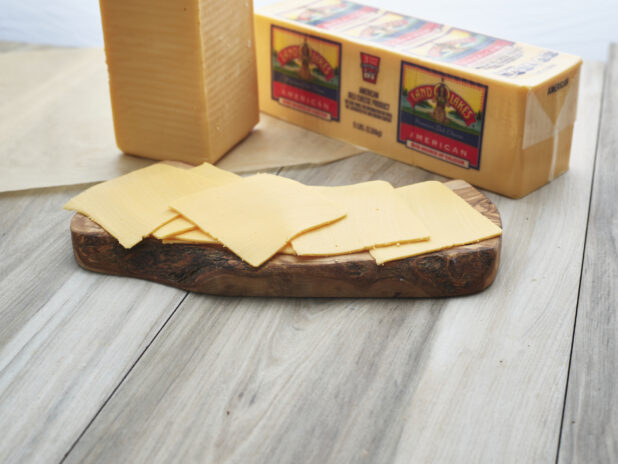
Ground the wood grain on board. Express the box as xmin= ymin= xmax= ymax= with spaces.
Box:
xmin=65 ymin=59 xmax=604 ymax=464
xmin=70 ymin=180 xmax=501 ymax=298
xmin=558 ymin=47 xmax=618 ymax=463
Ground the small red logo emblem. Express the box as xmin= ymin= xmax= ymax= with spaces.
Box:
xmin=360 ymin=52 xmax=380 ymax=84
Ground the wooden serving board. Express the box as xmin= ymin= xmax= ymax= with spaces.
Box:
xmin=70 ymin=179 xmax=501 ymax=298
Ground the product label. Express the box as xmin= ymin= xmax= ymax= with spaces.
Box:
xmin=271 ymin=25 xmax=342 ymax=121
xmin=397 ymin=62 xmax=487 ymax=169
xmin=279 ymin=0 xmax=379 ymax=32
xmin=273 ymin=0 xmax=567 ymax=81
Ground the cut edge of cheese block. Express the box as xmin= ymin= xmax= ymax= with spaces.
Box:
xmin=370 ymin=181 xmax=502 ymax=265
xmin=291 ymin=181 xmax=430 ymax=256
xmin=170 ymin=173 xmax=346 ymax=266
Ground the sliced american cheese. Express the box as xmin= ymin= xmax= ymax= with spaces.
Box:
xmin=291 ymin=181 xmax=430 ymax=256
xmin=152 ymin=218 xmax=197 ymax=239
xmin=190 ymin=162 xmax=241 ymax=183
xmin=170 ymin=173 xmax=346 ymax=266
xmin=165 ymin=229 xmax=297 ymax=255
xmin=278 ymin=244 xmax=296 ymax=255
xmin=170 ymin=229 xmax=218 ymax=244
xmin=151 ymin=163 xmax=241 ymax=239
xmin=370 ymin=181 xmax=502 ymax=264
xmin=64 ymin=163 xmax=220 ymax=248
xmin=100 ymin=0 xmax=258 ymax=164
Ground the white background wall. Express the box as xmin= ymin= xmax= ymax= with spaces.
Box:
xmin=0 ymin=0 xmax=615 ymax=60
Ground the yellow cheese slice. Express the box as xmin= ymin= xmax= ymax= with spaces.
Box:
xmin=370 ymin=181 xmax=502 ymax=264
xmin=164 ymin=229 xmax=297 ymax=255
xmin=170 ymin=173 xmax=346 ymax=267
xmin=152 ymin=218 xmax=197 ymax=239
xmin=151 ymin=162 xmax=241 ymax=239
xmin=64 ymin=163 xmax=222 ymax=248
xmin=278 ymin=244 xmax=296 ymax=255
xmin=168 ymin=229 xmax=219 ymax=244
xmin=190 ymin=162 xmax=240 ymax=183
xmin=291 ymin=181 xmax=430 ymax=256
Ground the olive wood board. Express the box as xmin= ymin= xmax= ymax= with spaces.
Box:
xmin=70 ymin=179 xmax=501 ymax=298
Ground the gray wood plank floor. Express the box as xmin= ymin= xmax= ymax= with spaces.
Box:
xmin=558 ymin=46 xmax=618 ymax=464
xmin=63 ymin=59 xmax=604 ymax=463
xmin=0 ymin=185 xmax=188 ymax=464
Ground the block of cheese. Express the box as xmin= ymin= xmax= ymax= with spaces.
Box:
xmin=291 ymin=180 xmax=429 ymax=255
xmin=370 ymin=181 xmax=502 ymax=264
xmin=151 ymin=163 xmax=241 ymax=239
xmin=169 ymin=173 xmax=346 ymax=266
xmin=254 ymin=0 xmax=582 ymax=198
xmin=64 ymin=163 xmax=228 ymax=248
xmin=99 ymin=0 xmax=259 ymax=164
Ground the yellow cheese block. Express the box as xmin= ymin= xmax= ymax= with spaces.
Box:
xmin=169 ymin=174 xmax=346 ymax=266
xmin=151 ymin=163 xmax=241 ymax=239
xmin=100 ymin=0 xmax=258 ymax=164
xmin=370 ymin=181 xmax=502 ymax=264
xmin=254 ymin=0 xmax=582 ymax=198
xmin=64 ymin=163 xmax=222 ymax=248
xmin=291 ymin=181 xmax=429 ymax=255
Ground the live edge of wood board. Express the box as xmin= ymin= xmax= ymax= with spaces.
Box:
xmin=70 ymin=179 xmax=501 ymax=298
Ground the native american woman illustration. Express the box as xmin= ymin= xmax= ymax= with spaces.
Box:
xmin=431 ymin=79 xmax=449 ymax=125
xmin=298 ymin=38 xmax=313 ymax=80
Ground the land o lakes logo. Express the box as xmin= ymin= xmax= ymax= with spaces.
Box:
xmin=397 ymin=62 xmax=487 ymax=169
xmin=360 ymin=52 xmax=380 ymax=84
xmin=271 ymin=26 xmax=341 ymax=121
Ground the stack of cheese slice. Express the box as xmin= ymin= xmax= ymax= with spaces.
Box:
xmin=64 ymin=163 xmax=502 ymax=267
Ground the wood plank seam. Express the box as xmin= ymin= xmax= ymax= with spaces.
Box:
xmin=554 ymin=57 xmax=607 ymax=464
xmin=557 ymin=50 xmax=617 ymax=464
xmin=58 ymin=292 xmax=190 ymax=464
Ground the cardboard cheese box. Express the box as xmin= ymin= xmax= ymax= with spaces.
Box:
xmin=254 ymin=0 xmax=582 ymax=198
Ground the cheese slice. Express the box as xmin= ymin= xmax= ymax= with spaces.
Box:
xmin=153 ymin=219 xmax=197 ymax=240
xmin=370 ymin=181 xmax=502 ymax=264
xmin=291 ymin=181 xmax=430 ymax=256
xmin=151 ymin=163 xmax=241 ymax=239
xmin=64 ymin=163 xmax=221 ymax=248
xmin=165 ymin=229 xmax=297 ymax=255
xmin=163 ymin=228 xmax=221 ymax=245
xmin=100 ymin=0 xmax=259 ymax=164
xmin=170 ymin=174 xmax=346 ymax=266
xmin=190 ymin=162 xmax=241 ymax=183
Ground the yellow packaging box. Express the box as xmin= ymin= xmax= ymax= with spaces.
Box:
xmin=254 ymin=0 xmax=582 ymax=197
